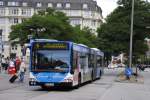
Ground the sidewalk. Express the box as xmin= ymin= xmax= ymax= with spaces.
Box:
xmin=0 ymin=72 xmax=28 ymax=91
xmin=0 ymin=73 xmax=18 ymax=91
xmin=115 ymin=68 xmax=144 ymax=84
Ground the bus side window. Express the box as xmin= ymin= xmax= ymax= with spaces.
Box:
xmin=79 ymin=52 xmax=88 ymax=70
xmin=80 ymin=53 xmax=84 ymax=69
xmin=97 ymin=56 xmax=102 ymax=67
xmin=89 ymin=54 xmax=94 ymax=68
xmin=73 ymin=51 xmax=78 ymax=70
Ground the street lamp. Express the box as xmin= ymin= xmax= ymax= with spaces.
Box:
xmin=129 ymin=0 xmax=135 ymax=68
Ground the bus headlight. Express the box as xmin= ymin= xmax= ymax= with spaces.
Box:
xmin=29 ymin=72 xmax=37 ymax=82
xmin=64 ymin=79 xmax=73 ymax=82
xmin=29 ymin=78 xmax=37 ymax=85
xmin=29 ymin=78 xmax=36 ymax=82
xmin=63 ymin=76 xmax=73 ymax=82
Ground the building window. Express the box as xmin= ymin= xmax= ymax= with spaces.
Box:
xmin=83 ymin=11 xmax=91 ymax=17
xmin=83 ymin=4 xmax=88 ymax=9
xmin=48 ymin=3 xmax=53 ymax=7
xmin=13 ymin=9 xmax=18 ymax=15
xmin=0 ymin=8 xmax=5 ymax=15
xmin=9 ymin=8 xmax=19 ymax=15
xmin=9 ymin=18 xmax=19 ymax=24
xmin=37 ymin=2 xmax=42 ymax=7
xmin=71 ymin=19 xmax=81 ymax=26
xmin=22 ymin=2 xmax=28 ymax=7
xmin=22 ymin=9 xmax=31 ymax=16
xmin=0 ymin=1 xmax=4 ymax=6
xmin=8 ymin=2 xmax=19 ymax=6
xmin=14 ymin=18 xmax=18 ymax=23
xmin=57 ymin=3 xmax=62 ymax=8
xmin=92 ymin=20 xmax=96 ymax=26
xmin=65 ymin=3 xmax=70 ymax=8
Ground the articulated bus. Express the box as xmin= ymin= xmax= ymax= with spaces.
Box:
xmin=28 ymin=39 xmax=104 ymax=88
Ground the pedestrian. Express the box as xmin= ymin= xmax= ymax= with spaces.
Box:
xmin=137 ymin=64 xmax=145 ymax=71
xmin=1 ymin=57 xmax=6 ymax=72
xmin=8 ymin=58 xmax=16 ymax=75
xmin=5 ymin=57 xmax=9 ymax=71
xmin=18 ymin=60 xmax=26 ymax=82
xmin=124 ymin=65 xmax=133 ymax=80
xmin=15 ymin=56 xmax=21 ymax=72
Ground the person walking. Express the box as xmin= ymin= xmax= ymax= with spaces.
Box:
xmin=18 ymin=60 xmax=26 ymax=82
xmin=15 ymin=56 xmax=21 ymax=73
xmin=5 ymin=57 xmax=9 ymax=72
xmin=8 ymin=58 xmax=16 ymax=75
xmin=1 ymin=57 xmax=6 ymax=72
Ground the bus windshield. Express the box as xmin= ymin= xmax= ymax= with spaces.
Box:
xmin=32 ymin=50 xmax=70 ymax=72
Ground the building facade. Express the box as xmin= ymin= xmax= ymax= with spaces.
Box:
xmin=0 ymin=0 xmax=103 ymax=58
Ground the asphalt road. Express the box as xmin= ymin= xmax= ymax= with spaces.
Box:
xmin=0 ymin=68 xmax=150 ymax=100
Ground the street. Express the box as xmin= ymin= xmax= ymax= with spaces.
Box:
xmin=0 ymin=68 xmax=150 ymax=100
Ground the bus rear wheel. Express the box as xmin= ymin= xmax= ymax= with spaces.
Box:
xmin=91 ymin=71 xmax=94 ymax=81
xmin=78 ymin=74 xmax=81 ymax=87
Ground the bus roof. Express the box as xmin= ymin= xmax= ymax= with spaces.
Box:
xmin=91 ymin=48 xmax=104 ymax=56
xmin=31 ymin=39 xmax=58 ymax=42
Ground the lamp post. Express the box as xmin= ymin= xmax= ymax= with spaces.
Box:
xmin=129 ymin=0 xmax=135 ymax=68
xmin=0 ymin=29 xmax=2 ymax=73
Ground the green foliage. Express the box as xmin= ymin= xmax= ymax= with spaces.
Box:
xmin=9 ymin=8 xmax=97 ymax=48
xmin=73 ymin=26 xmax=98 ymax=47
xmin=9 ymin=8 xmax=74 ymax=42
xmin=97 ymin=0 xmax=150 ymax=56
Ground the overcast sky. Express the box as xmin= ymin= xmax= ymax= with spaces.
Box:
xmin=96 ymin=0 xmax=118 ymax=18
xmin=96 ymin=0 xmax=150 ymax=18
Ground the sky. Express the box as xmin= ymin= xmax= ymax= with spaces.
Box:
xmin=96 ymin=0 xmax=150 ymax=18
xmin=96 ymin=0 xmax=118 ymax=18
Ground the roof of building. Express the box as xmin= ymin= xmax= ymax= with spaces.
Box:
xmin=0 ymin=0 xmax=102 ymax=13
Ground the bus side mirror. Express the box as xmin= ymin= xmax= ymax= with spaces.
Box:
xmin=24 ymin=43 xmax=31 ymax=49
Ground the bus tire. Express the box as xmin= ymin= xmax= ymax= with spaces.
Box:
xmin=99 ymin=71 xmax=102 ymax=79
xmin=91 ymin=71 xmax=94 ymax=81
xmin=41 ymin=85 xmax=49 ymax=90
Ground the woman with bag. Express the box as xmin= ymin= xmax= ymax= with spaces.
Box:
xmin=18 ymin=60 xmax=26 ymax=82
xmin=8 ymin=58 xmax=16 ymax=75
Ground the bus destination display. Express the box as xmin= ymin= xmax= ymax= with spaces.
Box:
xmin=33 ymin=42 xmax=69 ymax=50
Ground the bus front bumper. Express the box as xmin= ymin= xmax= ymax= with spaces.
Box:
xmin=29 ymin=81 xmax=72 ymax=87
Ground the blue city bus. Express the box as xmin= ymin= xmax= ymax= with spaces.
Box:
xmin=28 ymin=39 xmax=104 ymax=88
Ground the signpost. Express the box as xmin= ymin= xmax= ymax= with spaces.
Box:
xmin=129 ymin=0 xmax=135 ymax=68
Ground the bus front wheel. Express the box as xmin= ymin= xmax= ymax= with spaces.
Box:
xmin=41 ymin=85 xmax=49 ymax=90
xmin=99 ymin=71 xmax=102 ymax=79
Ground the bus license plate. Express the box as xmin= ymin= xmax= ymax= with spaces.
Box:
xmin=45 ymin=83 xmax=54 ymax=86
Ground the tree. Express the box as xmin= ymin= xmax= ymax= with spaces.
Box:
xmin=9 ymin=8 xmax=98 ymax=48
xmin=73 ymin=26 xmax=98 ymax=47
xmin=9 ymin=8 xmax=74 ymax=44
xmin=97 ymin=0 xmax=150 ymax=57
